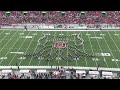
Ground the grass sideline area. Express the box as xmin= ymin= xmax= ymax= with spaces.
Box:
xmin=0 ymin=29 xmax=120 ymax=69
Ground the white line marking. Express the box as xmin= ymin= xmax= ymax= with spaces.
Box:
xmin=0 ymin=65 xmax=120 ymax=71
xmin=114 ymin=31 xmax=120 ymax=53
xmin=0 ymin=30 xmax=11 ymax=57
xmin=29 ymin=31 xmax=50 ymax=65
xmin=48 ymin=32 xmax=56 ymax=66
xmin=0 ymin=30 xmax=12 ymax=44
xmin=0 ymin=31 xmax=18 ymax=64
xmin=73 ymin=31 xmax=78 ymax=66
xmin=80 ymin=32 xmax=88 ymax=66
xmin=87 ymin=31 xmax=98 ymax=67
xmin=101 ymin=32 xmax=119 ymax=68
xmin=0 ymin=31 xmax=26 ymax=65
xmin=38 ymin=32 xmax=49 ymax=66
xmin=93 ymin=32 xmax=108 ymax=67
xmin=19 ymin=31 xmax=37 ymax=65
xmin=0 ymin=30 xmax=6 ymax=37
xmin=67 ymin=31 xmax=69 ymax=66
xmin=8 ymin=31 xmax=31 ymax=65
xmin=106 ymin=31 xmax=120 ymax=68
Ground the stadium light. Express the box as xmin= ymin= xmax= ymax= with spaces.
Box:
xmin=5 ymin=11 xmax=11 ymax=15
xmin=23 ymin=11 xmax=27 ymax=14
xmin=61 ymin=11 xmax=65 ymax=15
xmin=80 ymin=11 xmax=86 ymax=15
xmin=101 ymin=11 xmax=107 ymax=15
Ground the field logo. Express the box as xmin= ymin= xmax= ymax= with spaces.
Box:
xmin=54 ymin=41 xmax=66 ymax=48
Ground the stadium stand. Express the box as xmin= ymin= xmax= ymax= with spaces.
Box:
xmin=0 ymin=11 xmax=120 ymax=79
xmin=0 ymin=11 xmax=120 ymax=24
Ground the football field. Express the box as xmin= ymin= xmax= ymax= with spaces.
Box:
xmin=0 ymin=29 xmax=120 ymax=68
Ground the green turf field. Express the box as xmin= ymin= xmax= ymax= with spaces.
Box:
xmin=0 ymin=29 xmax=120 ymax=68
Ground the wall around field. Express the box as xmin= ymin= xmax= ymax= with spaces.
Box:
xmin=0 ymin=23 xmax=120 ymax=30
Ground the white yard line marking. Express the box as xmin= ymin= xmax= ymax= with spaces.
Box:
xmin=101 ymin=31 xmax=119 ymax=68
xmin=0 ymin=31 xmax=24 ymax=63
xmin=29 ymin=31 xmax=50 ymax=66
xmin=67 ymin=31 xmax=69 ymax=66
xmin=93 ymin=32 xmax=108 ymax=67
xmin=1 ymin=65 xmax=120 ymax=71
xmin=80 ymin=32 xmax=88 ymax=67
xmin=106 ymin=31 xmax=120 ymax=68
xmin=114 ymin=31 xmax=120 ymax=53
xmin=57 ymin=32 xmax=61 ymax=65
xmin=19 ymin=29 xmax=101 ymax=31
xmin=19 ymin=31 xmax=37 ymax=65
xmin=0 ymin=30 xmax=12 ymax=43
xmin=0 ymin=30 xmax=11 ymax=57
xmin=0 ymin=30 xmax=17 ymax=56
xmin=87 ymin=31 xmax=98 ymax=67
xmin=0 ymin=30 xmax=5 ymax=36
xmin=47 ymin=32 xmax=56 ymax=66
xmin=8 ymin=31 xmax=31 ymax=65
xmin=38 ymin=32 xmax=49 ymax=66
xmin=0 ymin=30 xmax=20 ymax=64
xmin=28 ymin=32 xmax=41 ymax=66
xmin=73 ymin=31 xmax=78 ymax=66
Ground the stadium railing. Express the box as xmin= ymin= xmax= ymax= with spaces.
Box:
xmin=0 ymin=23 xmax=120 ymax=30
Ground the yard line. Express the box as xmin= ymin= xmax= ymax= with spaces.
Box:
xmin=73 ymin=31 xmax=78 ymax=66
xmin=0 ymin=30 xmax=6 ymax=37
xmin=48 ymin=31 xmax=56 ymax=66
xmin=8 ymin=31 xmax=31 ymax=65
xmin=93 ymin=32 xmax=108 ymax=67
xmin=66 ymin=31 xmax=69 ymax=66
xmin=0 ymin=30 xmax=17 ymax=55
xmin=0 ymin=30 xmax=12 ymax=43
xmin=37 ymin=31 xmax=50 ymax=66
xmin=0 ymin=30 xmax=26 ymax=65
xmin=57 ymin=31 xmax=62 ymax=65
xmin=80 ymin=32 xmax=88 ymax=67
xmin=0 ymin=31 xmax=20 ymax=64
xmin=18 ymin=31 xmax=37 ymax=65
xmin=37 ymin=32 xmax=45 ymax=66
xmin=28 ymin=31 xmax=41 ymax=66
xmin=0 ymin=30 xmax=12 ymax=55
xmin=87 ymin=31 xmax=98 ymax=67
xmin=106 ymin=31 xmax=120 ymax=68
xmin=101 ymin=31 xmax=119 ymax=68
xmin=29 ymin=31 xmax=50 ymax=66
xmin=113 ymin=31 xmax=120 ymax=53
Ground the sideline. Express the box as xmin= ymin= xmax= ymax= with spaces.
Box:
xmin=0 ymin=66 xmax=120 ymax=71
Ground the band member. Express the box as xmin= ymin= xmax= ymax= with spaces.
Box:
xmin=24 ymin=25 xmax=27 ymax=30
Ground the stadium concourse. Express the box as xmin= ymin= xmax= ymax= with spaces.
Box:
xmin=1 ymin=11 xmax=120 ymax=79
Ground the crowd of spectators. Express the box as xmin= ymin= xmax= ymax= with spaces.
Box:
xmin=0 ymin=67 xmax=119 ymax=79
xmin=0 ymin=11 xmax=120 ymax=25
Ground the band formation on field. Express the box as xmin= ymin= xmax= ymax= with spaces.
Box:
xmin=24 ymin=32 xmax=95 ymax=62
